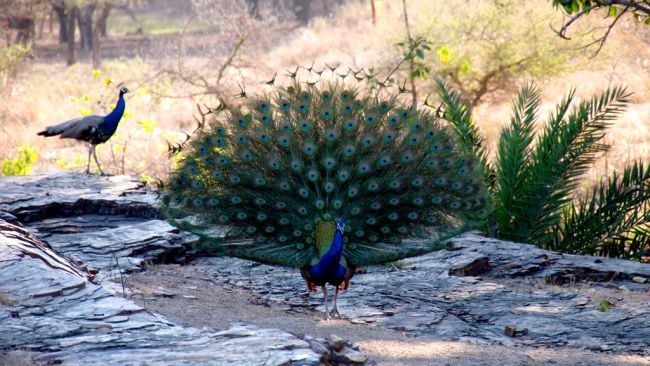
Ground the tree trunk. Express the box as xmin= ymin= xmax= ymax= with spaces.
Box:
xmin=370 ymin=0 xmax=376 ymax=26
xmin=246 ymin=0 xmax=260 ymax=19
xmin=66 ymin=6 xmax=77 ymax=66
xmin=92 ymin=5 xmax=111 ymax=69
xmin=293 ymin=0 xmax=310 ymax=24
xmin=38 ymin=14 xmax=44 ymax=39
xmin=77 ymin=4 xmax=95 ymax=51
xmin=53 ymin=3 xmax=68 ymax=44
xmin=97 ymin=4 xmax=112 ymax=37
xmin=10 ymin=16 xmax=35 ymax=45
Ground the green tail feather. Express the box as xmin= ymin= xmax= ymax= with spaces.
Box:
xmin=162 ymin=77 xmax=493 ymax=268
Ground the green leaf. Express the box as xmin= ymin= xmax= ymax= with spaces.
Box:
xmin=416 ymin=48 xmax=424 ymax=59
xmin=609 ymin=6 xmax=617 ymax=17
xmin=494 ymin=82 xmax=541 ymax=241
xmin=522 ymin=86 xmax=632 ymax=246
xmin=436 ymin=78 xmax=494 ymax=187
xmin=549 ymin=161 xmax=650 ymax=261
xmin=645 ymin=17 xmax=650 ymax=25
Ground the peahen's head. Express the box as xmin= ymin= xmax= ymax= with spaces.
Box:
xmin=336 ymin=220 xmax=345 ymax=233
xmin=119 ymin=86 xmax=130 ymax=96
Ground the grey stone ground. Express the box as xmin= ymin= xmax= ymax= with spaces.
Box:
xmin=1 ymin=172 xmax=649 ymax=365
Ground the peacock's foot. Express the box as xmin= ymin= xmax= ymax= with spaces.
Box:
xmin=329 ymin=306 xmax=341 ymax=319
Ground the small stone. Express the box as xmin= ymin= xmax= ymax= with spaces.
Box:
xmin=329 ymin=334 xmax=346 ymax=351
xmin=449 ymin=256 xmax=490 ymax=276
xmin=504 ymin=325 xmax=517 ymax=337
xmin=181 ymin=295 xmax=197 ymax=299
xmin=309 ymin=340 xmax=328 ymax=355
xmin=339 ymin=348 xmax=367 ymax=364
xmin=153 ymin=287 xmax=175 ymax=297
xmin=632 ymin=276 xmax=647 ymax=284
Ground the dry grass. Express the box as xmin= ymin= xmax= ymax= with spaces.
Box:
xmin=0 ymin=0 xmax=648 ymax=184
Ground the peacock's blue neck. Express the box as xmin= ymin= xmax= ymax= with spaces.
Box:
xmin=102 ymin=93 xmax=126 ymax=134
xmin=307 ymin=228 xmax=346 ymax=284
xmin=319 ymin=229 xmax=344 ymax=269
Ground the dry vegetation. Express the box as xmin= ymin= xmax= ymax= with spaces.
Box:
xmin=0 ymin=0 xmax=648 ymax=184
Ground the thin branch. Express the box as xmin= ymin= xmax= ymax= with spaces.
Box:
xmin=553 ymin=0 xmax=648 ymax=55
xmin=216 ymin=34 xmax=248 ymax=83
xmin=401 ymin=0 xmax=417 ymax=104
xmin=555 ymin=4 xmax=601 ymax=40
xmin=590 ymin=6 xmax=629 ymax=57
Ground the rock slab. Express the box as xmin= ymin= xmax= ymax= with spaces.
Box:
xmin=1 ymin=172 xmax=649 ymax=362
xmin=0 ymin=219 xmax=321 ymax=366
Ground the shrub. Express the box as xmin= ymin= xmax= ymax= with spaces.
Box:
xmin=2 ymin=144 xmax=38 ymax=176
xmin=438 ymin=80 xmax=649 ymax=262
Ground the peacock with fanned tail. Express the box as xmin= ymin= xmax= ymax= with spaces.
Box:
xmin=161 ymin=73 xmax=492 ymax=320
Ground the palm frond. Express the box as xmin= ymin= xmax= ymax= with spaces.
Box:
xmin=494 ymin=82 xmax=541 ymax=240
xmin=435 ymin=78 xmax=494 ymax=185
xmin=524 ymin=86 xmax=632 ymax=245
xmin=550 ymin=161 xmax=650 ymax=262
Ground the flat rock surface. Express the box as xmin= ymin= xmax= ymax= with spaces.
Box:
xmin=157 ymin=236 xmax=650 ymax=356
xmin=0 ymin=172 xmax=197 ymax=281
xmin=1 ymin=172 xmax=650 ymax=365
xmin=0 ymin=219 xmax=322 ymax=366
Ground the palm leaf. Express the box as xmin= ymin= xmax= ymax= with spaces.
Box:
xmin=435 ymin=78 xmax=494 ymax=185
xmin=494 ymin=82 xmax=541 ymax=240
xmin=550 ymin=161 xmax=650 ymax=261
xmin=524 ymin=86 xmax=632 ymax=246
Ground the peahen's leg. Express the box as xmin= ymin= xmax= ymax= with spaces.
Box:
xmin=91 ymin=145 xmax=105 ymax=175
xmin=321 ymin=285 xmax=331 ymax=321
xmin=329 ymin=286 xmax=341 ymax=318
xmin=85 ymin=146 xmax=93 ymax=174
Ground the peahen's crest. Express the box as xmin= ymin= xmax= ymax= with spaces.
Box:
xmin=162 ymin=70 xmax=492 ymax=269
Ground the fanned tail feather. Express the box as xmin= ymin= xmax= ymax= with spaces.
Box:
xmin=162 ymin=74 xmax=492 ymax=268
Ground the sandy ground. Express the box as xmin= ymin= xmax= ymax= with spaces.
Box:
xmin=125 ymin=264 xmax=650 ymax=366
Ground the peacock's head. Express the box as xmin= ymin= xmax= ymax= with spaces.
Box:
xmin=119 ymin=86 xmax=130 ymax=95
xmin=336 ymin=219 xmax=345 ymax=233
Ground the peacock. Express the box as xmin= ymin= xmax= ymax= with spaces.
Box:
xmin=161 ymin=73 xmax=492 ymax=320
xmin=37 ymin=86 xmax=130 ymax=175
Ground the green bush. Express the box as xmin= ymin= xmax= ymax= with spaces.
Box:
xmin=2 ymin=144 xmax=38 ymax=176
xmin=438 ymin=80 xmax=649 ymax=262
xmin=0 ymin=44 xmax=31 ymax=89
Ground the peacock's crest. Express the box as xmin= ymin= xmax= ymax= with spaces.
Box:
xmin=162 ymin=69 xmax=492 ymax=268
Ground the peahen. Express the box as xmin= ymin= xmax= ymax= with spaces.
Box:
xmin=161 ymin=75 xmax=491 ymax=320
xmin=37 ymin=86 xmax=130 ymax=175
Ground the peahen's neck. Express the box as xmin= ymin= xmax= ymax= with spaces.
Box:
xmin=103 ymin=92 xmax=126 ymax=132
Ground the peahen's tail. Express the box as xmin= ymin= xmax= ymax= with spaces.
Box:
xmin=162 ymin=75 xmax=492 ymax=268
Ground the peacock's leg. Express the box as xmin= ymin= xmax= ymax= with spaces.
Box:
xmin=91 ymin=145 xmax=105 ymax=175
xmin=329 ymin=287 xmax=341 ymax=318
xmin=85 ymin=146 xmax=93 ymax=174
xmin=321 ymin=285 xmax=331 ymax=321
